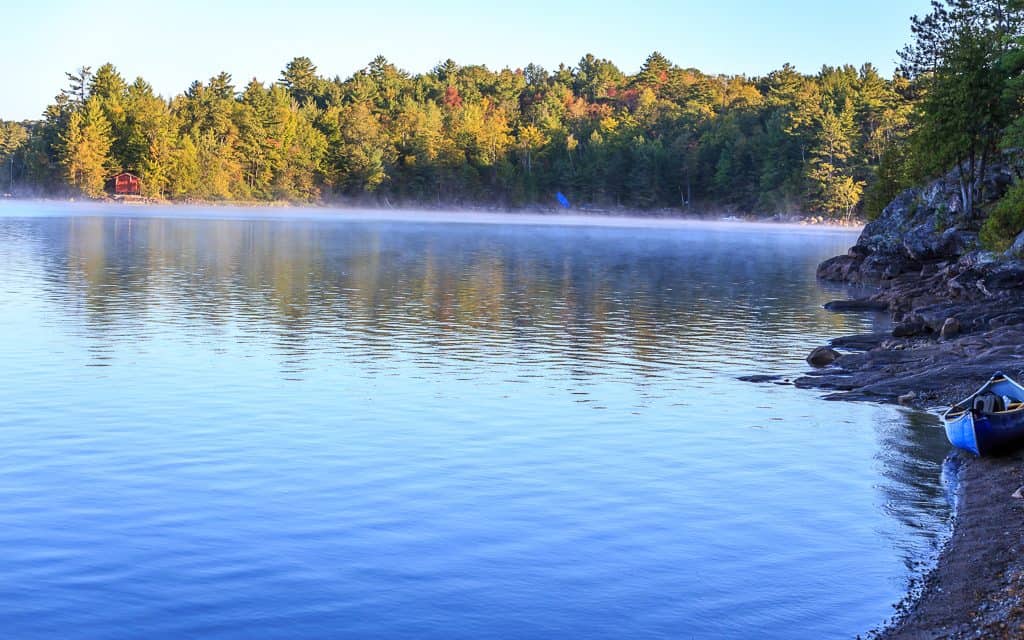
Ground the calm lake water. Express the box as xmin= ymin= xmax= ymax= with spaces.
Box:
xmin=0 ymin=202 xmax=952 ymax=639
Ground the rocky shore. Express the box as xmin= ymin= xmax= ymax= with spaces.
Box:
xmin=792 ymin=168 xmax=1024 ymax=638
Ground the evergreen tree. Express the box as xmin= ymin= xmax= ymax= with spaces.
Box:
xmin=280 ymin=57 xmax=322 ymax=107
xmin=900 ymin=0 xmax=1023 ymax=215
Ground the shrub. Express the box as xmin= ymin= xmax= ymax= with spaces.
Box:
xmin=980 ymin=180 xmax=1024 ymax=251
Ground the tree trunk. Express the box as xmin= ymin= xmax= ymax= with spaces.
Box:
xmin=957 ymin=162 xmax=971 ymax=216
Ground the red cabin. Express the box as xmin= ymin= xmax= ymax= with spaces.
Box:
xmin=108 ymin=172 xmax=141 ymax=196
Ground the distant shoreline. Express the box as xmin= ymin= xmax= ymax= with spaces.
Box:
xmin=0 ymin=196 xmax=865 ymax=230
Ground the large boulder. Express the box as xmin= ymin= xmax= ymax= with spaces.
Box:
xmin=816 ymin=254 xmax=863 ymax=281
xmin=1006 ymin=230 xmax=1024 ymax=258
xmin=807 ymin=346 xmax=841 ymax=367
xmin=820 ymin=163 xmax=1011 ymax=284
xmin=856 ymin=170 xmax=988 ymax=264
xmin=940 ymin=317 xmax=961 ymax=339
xmin=902 ymin=226 xmax=977 ymax=261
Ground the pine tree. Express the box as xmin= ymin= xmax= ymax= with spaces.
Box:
xmin=280 ymin=57 xmax=321 ymax=107
xmin=900 ymin=0 xmax=1023 ymax=215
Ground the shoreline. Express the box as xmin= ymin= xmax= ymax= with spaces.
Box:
xmin=878 ymin=453 xmax=1024 ymax=639
xmin=0 ymin=194 xmax=865 ymax=228
xmin=794 ymin=247 xmax=1024 ymax=638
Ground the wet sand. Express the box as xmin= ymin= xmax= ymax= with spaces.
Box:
xmin=879 ymin=454 xmax=1024 ymax=639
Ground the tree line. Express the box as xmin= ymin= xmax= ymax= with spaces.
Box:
xmin=0 ymin=52 xmax=915 ymax=218
xmin=7 ymin=0 xmax=1024 ymax=242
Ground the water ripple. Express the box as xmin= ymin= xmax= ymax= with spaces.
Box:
xmin=0 ymin=206 xmax=949 ymax=640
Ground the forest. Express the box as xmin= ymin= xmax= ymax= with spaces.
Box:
xmin=1 ymin=0 xmax=1024 ymax=244
xmin=0 ymin=51 xmax=911 ymax=218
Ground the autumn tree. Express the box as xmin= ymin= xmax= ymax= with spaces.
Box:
xmin=60 ymin=97 xmax=113 ymax=197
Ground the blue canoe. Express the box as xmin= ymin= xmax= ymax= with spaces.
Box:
xmin=943 ymin=372 xmax=1024 ymax=456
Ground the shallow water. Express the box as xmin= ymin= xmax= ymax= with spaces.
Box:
xmin=0 ymin=202 xmax=951 ymax=639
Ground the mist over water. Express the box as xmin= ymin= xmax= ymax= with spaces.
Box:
xmin=0 ymin=203 xmax=951 ymax=639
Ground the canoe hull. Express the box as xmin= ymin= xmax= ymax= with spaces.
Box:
xmin=944 ymin=411 xmax=1024 ymax=456
xmin=944 ymin=412 xmax=980 ymax=455
xmin=943 ymin=373 xmax=1024 ymax=456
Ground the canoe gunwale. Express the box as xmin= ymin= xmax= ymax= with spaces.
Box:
xmin=943 ymin=372 xmax=1024 ymax=456
xmin=942 ymin=373 xmax=1024 ymax=423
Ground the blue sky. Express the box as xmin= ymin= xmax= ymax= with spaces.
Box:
xmin=3 ymin=0 xmax=931 ymax=120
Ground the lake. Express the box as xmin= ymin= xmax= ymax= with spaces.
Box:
xmin=0 ymin=202 xmax=952 ymax=639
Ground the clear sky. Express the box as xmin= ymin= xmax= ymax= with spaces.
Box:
xmin=2 ymin=0 xmax=932 ymax=121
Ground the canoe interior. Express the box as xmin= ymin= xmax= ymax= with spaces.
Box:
xmin=942 ymin=374 xmax=1024 ymax=456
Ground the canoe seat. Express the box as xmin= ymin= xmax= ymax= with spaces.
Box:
xmin=974 ymin=394 xmax=1006 ymax=414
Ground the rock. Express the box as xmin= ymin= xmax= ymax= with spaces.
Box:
xmin=898 ymin=391 xmax=917 ymax=405
xmin=1005 ymin=231 xmax=1024 ymax=258
xmin=830 ymin=332 xmax=890 ymax=351
xmin=816 ymin=254 xmax=863 ymax=281
xmin=893 ymin=321 xmax=928 ymax=338
xmin=823 ymin=164 xmax=1012 ymax=286
xmin=983 ymin=261 xmax=1024 ymax=291
xmin=823 ymin=299 xmax=889 ymax=312
xmin=807 ymin=346 xmax=841 ymax=367
xmin=941 ymin=317 xmax=961 ymax=339
xmin=1012 ymin=486 xmax=1024 ymax=499
xmin=848 ymin=244 xmax=869 ymax=258
xmin=738 ymin=374 xmax=784 ymax=383
xmin=989 ymin=312 xmax=1024 ymax=329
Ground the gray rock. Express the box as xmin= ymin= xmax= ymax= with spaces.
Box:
xmin=941 ymin=317 xmax=961 ymax=339
xmin=893 ymin=321 xmax=928 ymax=338
xmin=816 ymin=254 xmax=863 ymax=281
xmin=839 ymin=164 xmax=1010 ymax=284
xmin=830 ymin=332 xmax=890 ymax=351
xmin=807 ymin=346 xmax=841 ymax=367
xmin=898 ymin=391 xmax=917 ymax=405
xmin=738 ymin=374 xmax=785 ymax=383
xmin=1006 ymin=230 xmax=1024 ymax=258
xmin=823 ymin=299 xmax=889 ymax=312
xmin=983 ymin=262 xmax=1024 ymax=291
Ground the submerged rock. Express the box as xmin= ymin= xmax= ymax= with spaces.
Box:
xmin=823 ymin=299 xmax=889 ymax=312
xmin=738 ymin=374 xmax=785 ymax=383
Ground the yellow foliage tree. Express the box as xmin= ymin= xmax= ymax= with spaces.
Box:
xmin=60 ymin=97 xmax=113 ymax=198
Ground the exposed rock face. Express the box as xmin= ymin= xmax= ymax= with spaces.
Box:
xmin=892 ymin=320 xmax=928 ymax=338
xmin=829 ymin=332 xmax=890 ymax=350
xmin=817 ymin=164 xmax=1014 ymax=285
xmin=790 ymin=163 xmax=1024 ymax=640
xmin=799 ymin=254 xmax=1024 ymax=405
xmin=799 ymin=160 xmax=1024 ymax=406
xmin=1007 ymin=230 xmax=1024 ymax=258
